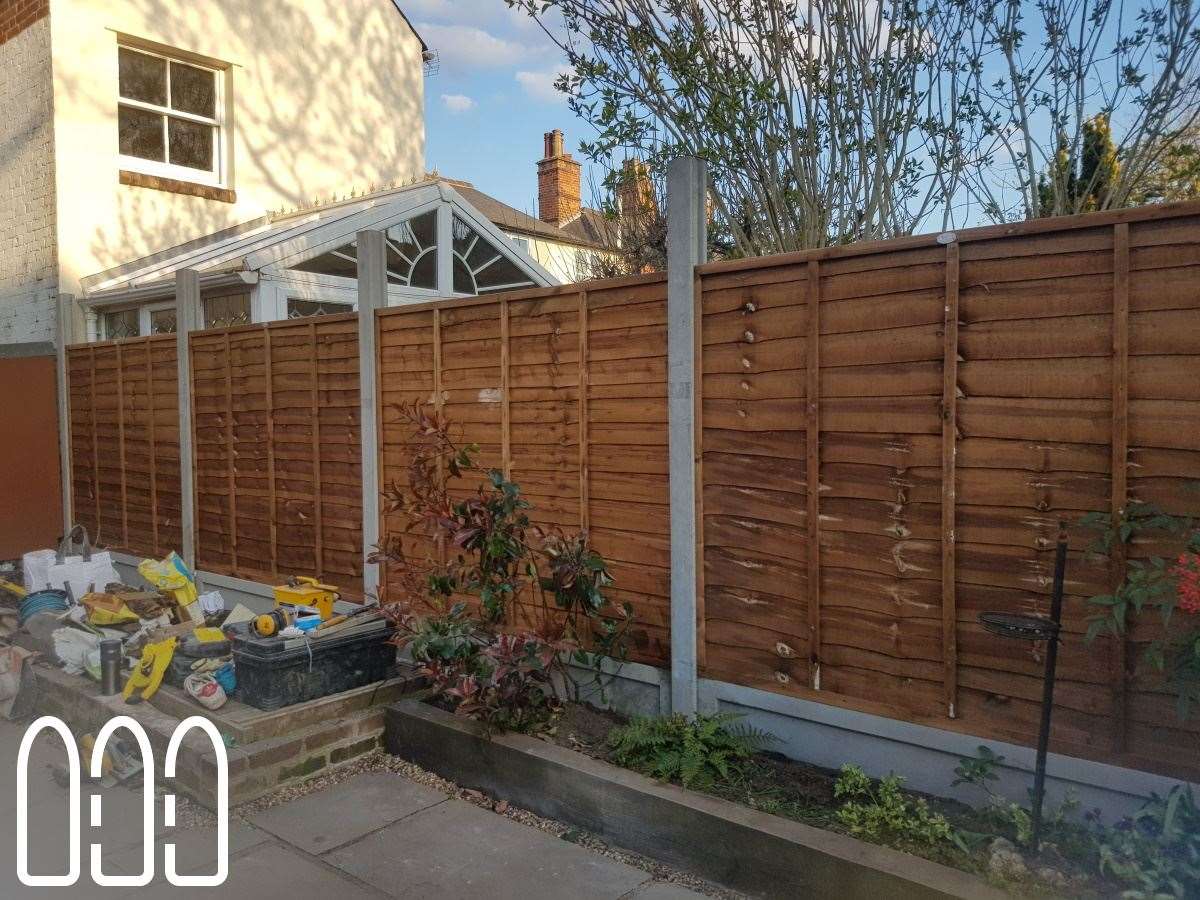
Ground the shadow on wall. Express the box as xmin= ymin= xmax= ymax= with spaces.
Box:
xmin=58 ymin=0 xmax=424 ymax=285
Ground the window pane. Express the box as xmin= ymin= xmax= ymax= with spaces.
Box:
xmin=169 ymin=61 xmax=216 ymax=118
xmin=410 ymin=249 xmax=436 ymax=289
xmin=168 ymin=117 xmax=214 ymax=171
xmin=103 ymin=309 xmax=140 ymax=339
xmin=119 ymin=47 xmax=167 ymax=106
xmin=202 ymin=292 xmax=250 ymax=329
xmin=474 ymin=255 xmax=532 ymax=293
xmin=453 ymin=256 xmax=475 ymax=295
xmin=292 ymin=243 xmax=358 ymax=279
xmin=287 ymin=298 xmax=352 ymax=319
xmin=150 ymin=308 xmax=177 ymax=334
xmin=452 ymin=214 xmax=535 ymax=295
xmin=387 ymin=211 xmax=436 ymax=260
xmin=118 ymin=105 xmax=165 ymax=161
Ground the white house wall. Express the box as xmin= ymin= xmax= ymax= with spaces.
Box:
xmin=48 ymin=0 xmax=426 ymax=299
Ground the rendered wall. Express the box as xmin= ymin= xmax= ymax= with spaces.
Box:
xmin=48 ymin=0 xmax=426 ymax=295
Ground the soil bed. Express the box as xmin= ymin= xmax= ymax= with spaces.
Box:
xmin=550 ymin=702 xmax=1121 ymax=899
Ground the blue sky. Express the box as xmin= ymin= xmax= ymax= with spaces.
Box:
xmin=407 ymin=0 xmax=597 ymax=215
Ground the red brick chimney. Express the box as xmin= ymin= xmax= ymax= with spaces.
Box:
xmin=537 ymin=129 xmax=581 ymax=227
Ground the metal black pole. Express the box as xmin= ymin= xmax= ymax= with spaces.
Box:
xmin=1030 ymin=526 xmax=1069 ymax=849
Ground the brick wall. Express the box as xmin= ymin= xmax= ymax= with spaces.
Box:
xmin=537 ymin=129 xmax=581 ymax=227
xmin=0 ymin=8 xmax=58 ymax=344
xmin=0 ymin=0 xmax=48 ymax=47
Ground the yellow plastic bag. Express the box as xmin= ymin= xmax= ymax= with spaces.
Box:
xmin=81 ymin=593 xmax=139 ymax=626
xmin=137 ymin=552 xmax=198 ymax=608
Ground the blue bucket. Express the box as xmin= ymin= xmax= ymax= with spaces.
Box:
xmin=19 ymin=589 xmax=69 ymax=626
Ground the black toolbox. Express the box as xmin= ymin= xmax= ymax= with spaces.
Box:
xmin=229 ymin=622 xmax=396 ymax=710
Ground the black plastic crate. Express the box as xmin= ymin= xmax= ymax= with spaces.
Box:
xmin=230 ymin=624 xmax=396 ymax=711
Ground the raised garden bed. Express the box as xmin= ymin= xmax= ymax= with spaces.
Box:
xmin=385 ymin=699 xmax=1008 ymax=900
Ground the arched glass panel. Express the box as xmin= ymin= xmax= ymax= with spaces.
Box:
xmin=451 ymin=215 xmax=535 ymax=295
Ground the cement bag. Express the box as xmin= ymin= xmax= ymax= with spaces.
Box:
xmin=45 ymin=526 xmax=119 ymax=600
xmin=21 ymin=549 xmax=57 ymax=591
xmin=138 ymin=552 xmax=197 ymax=608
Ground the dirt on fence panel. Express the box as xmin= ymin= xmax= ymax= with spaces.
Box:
xmin=67 ymin=335 xmax=180 ymax=560
xmin=376 ymin=277 xmax=672 ymax=665
xmin=697 ymin=205 xmax=1200 ymax=782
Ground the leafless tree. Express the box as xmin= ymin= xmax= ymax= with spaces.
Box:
xmin=508 ymin=0 xmax=978 ymax=254
xmin=948 ymin=0 xmax=1200 ymax=220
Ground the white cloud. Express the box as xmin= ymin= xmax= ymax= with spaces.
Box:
xmin=416 ymin=22 xmax=531 ymax=69
xmin=515 ymin=66 xmax=571 ymax=104
xmin=440 ymin=93 xmax=477 ymax=114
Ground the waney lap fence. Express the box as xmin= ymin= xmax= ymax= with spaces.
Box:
xmin=376 ymin=277 xmax=672 ymax=664
xmin=66 ymin=201 xmax=1200 ymax=781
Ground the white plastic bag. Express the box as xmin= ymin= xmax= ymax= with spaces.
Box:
xmin=44 ymin=526 xmax=119 ymax=600
xmin=21 ymin=549 xmax=57 ymax=592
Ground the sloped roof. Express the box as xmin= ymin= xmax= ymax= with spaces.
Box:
xmin=448 ymin=182 xmax=611 ymax=250
xmin=80 ymin=181 xmax=556 ymax=298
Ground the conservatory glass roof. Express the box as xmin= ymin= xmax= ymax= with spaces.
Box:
xmin=80 ymin=181 xmax=556 ymax=301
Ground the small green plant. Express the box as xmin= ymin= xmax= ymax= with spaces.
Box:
xmin=606 ymin=713 xmax=775 ymax=789
xmin=952 ymin=745 xmax=1005 ymax=796
xmin=834 ymin=765 xmax=965 ymax=855
xmin=1093 ymin=785 xmax=1200 ymax=899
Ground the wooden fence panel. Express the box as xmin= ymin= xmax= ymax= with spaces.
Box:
xmin=698 ymin=206 xmax=1200 ymax=782
xmin=377 ymin=277 xmax=671 ymax=664
xmin=67 ymin=336 xmax=179 ymax=559
xmin=190 ymin=315 xmax=363 ymax=596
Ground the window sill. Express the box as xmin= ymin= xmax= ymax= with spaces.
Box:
xmin=119 ymin=169 xmax=236 ymax=203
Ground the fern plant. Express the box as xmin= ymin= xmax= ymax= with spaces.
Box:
xmin=606 ymin=713 xmax=775 ymax=789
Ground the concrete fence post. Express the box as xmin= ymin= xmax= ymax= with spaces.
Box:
xmin=356 ymin=229 xmax=386 ymax=601
xmin=666 ymin=156 xmax=707 ymax=716
xmin=175 ymin=269 xmax=201 ymax=570
xmin=55 ymin=292 xmax=76 ymax=535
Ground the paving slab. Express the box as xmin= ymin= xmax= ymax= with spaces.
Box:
xmin=324 ymin=797 xmax=651 ymax=900
xmin=249 ymin=771 xmax=446 ymax=854
xmin=103 ymin=820 xmax=270 ymax=877
xmin=117 ymin=840 xmax=384 ymax=900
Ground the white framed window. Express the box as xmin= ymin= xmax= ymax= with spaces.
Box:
xmin=100 ymin=307 xmax=141 ymax=340
xmin=287 ymin=297 xmax=353 ymax=319
xmin=117 ymin=44 xmax=226 ymax=186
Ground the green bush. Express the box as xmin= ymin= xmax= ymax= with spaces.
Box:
xmin=606 ymin=713 xmax=774 ymax=789
xmin=1094 ymin=785 xmax=1200 ymax=899
xmin=834 ymin=765 xmax=964 ymax=855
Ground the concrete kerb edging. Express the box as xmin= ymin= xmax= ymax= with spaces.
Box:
xmin=384 ymin=699 xmax=1007 ymax=900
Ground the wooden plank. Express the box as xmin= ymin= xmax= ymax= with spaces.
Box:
xmin=1111 ymin=222 xmax=1131 ymax=754
xmin=502 ymin=300 xmax=512 ymax=480
xmin=145 ymin=340 xmax=160 ymax=555
xmin=309 ymin=322 xmax=324 ymax=578
xmin=694 ymin=275 xmax=705 ymax=668
xmin=224 ymin=331 xmax=238 ymax=573
xmin=265 ymin=327 xmax=278 ymax=579
xmin=806 ymin=259 xmax=822 ymax=689
xmin=578 ymin=290 xmax=589 ymax=530
xmin=433 ymin=308 xmax=444 ymax=564
xmin=941 ymin=240 xmax=961 ymax=718
xmin=115 ymin=342 xmax=129 ymax=549
xmin=90 ymin=345 xmax=100 ymax=539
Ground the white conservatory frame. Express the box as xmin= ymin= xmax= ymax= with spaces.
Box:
xmin=79 ymin=182 xmax=558 ymax=340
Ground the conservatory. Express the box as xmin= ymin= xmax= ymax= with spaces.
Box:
xmin=78 ymin=181 xmax=558 ymax=341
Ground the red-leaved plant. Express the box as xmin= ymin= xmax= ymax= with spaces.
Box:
xmin=369 ymin=402 xmax=634 ymax=734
